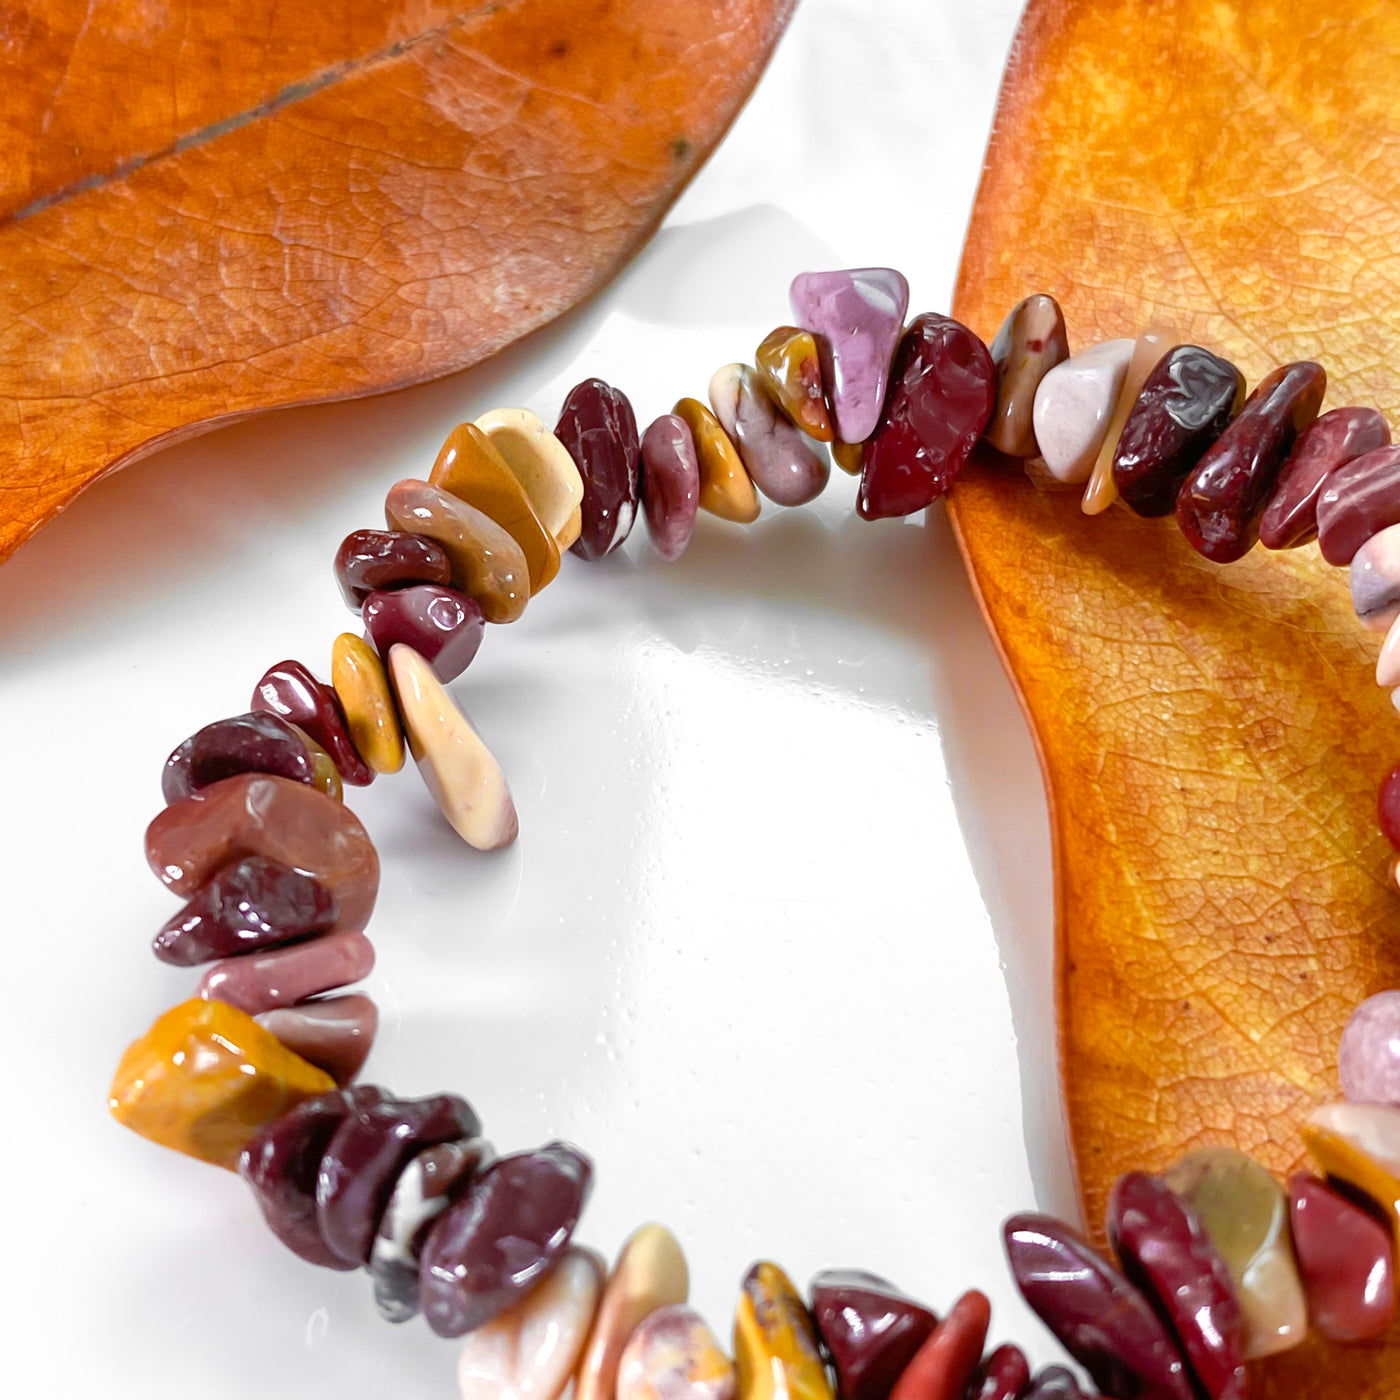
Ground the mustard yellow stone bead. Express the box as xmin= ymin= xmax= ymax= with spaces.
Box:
xmin=1303 ymin=1102 xmax=1400 ymax=1242
xmin=755 ymin=326 xmax=834 ymax=442
xmin=475 ymin=407 xmax=584 ymax=548
xmin=287 ymin=723 xmax=343 ymax=801
xmin=733 ymin=1261 xmax=834 ymax=1400
xmin=832 ymin=440 xmax=865 ymax=476
xmin=559 ymin=503 xmax=584 ymax=551
xmin=331 ymin=633 xmax=405 ymax=775
xmin=108 ymin=997 xmax=336 ymax=1171
xmin=674 ymin=397 xmax=759 ymax=524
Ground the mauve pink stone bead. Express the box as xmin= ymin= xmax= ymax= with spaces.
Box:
xmin=1259 ymin=407 xmax=1391 ymax=550
xmin=1340 ymin=991 xmax=1400 ymax=1105
xmin=257 ymin=993 xmax=379 ymax=1086
xmin=640 ymin=414 xmax=700 ymax=562
xmin=1349 ymin=523 xmax=1400 ymax=631
xmin=1317 ymin=443 xmax=1400 ymax=566
xmin=198 ymin=928 xmax=375 ymax=1015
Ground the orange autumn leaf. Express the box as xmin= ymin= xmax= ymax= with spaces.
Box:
xmin=949 ymin=0 xmax=1400 ymax=1394
xmin=0 ymin=0 xmax=794 ymax=565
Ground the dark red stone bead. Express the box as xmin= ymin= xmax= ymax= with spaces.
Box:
xmin=1288 ymin=1173 xmax=1396 ymax=1342
xmin=887 ymin=1291 xmax=990 ymax=1400
xmin=1003 ymin=1213 xmax=1193 ymax=1400
xmin=362 ymin=584 xmax=485 ymax=683
xmin=1378 ymin=762 xmax=1400 ymax=851
xmin=151 ymin=854 xmax=338 ymax=966
xmin=1259 ymin=407 xmax=1390 ymax=550
xmin=315 ymin=1091 xmax=481 ymax=1265
xmin=162 ymin=710 xmax=314 ymax=804
xmin=1107 ymin=1172 xmax=1245 ymax=1400
xmin=1023 ymin=1368 xmax=1085 ymax=1400
xmin=858 ymin=313 xmax=996 ymax=521
xmin=1316 ymin=443 xmax=1400 ymax=566
xmin=963 ymin=1344 xmax=1029 ymax=1400
xmin=334 ymin=528 xmax=453 ymax=610
xmin=252 ymin=659 xmax=373 ymax=787
xmin=419 ymin=1141 xmax=593 ymax=1338
xmin=555 ymin=378 xmax=641 ymax=560
xmin=810 ymin=1269 xmax=938 ymax=1400
xmin=1112 ymin=345 xmax=1244 ymax=517
xmin=1175 ymin=361 xmax=1326 ymax=562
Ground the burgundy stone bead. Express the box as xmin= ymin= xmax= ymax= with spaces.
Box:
xmin=362 ymin=584 xmax=484 ymax=683
xmin=1023 ymin=1369 xmax=1085 ymax=1400
xmin=315 ymin=1091 xmax=482 ymax=1266
xmin=251 ymin=659 xmax=374 ymax=787
xmin=1111 ymin=345 xmax=1244 ymax=517
xmin=888 ymin=1292 xmax=990 ymax=1400
xmin=151 ymin=854 xmax=338 ymax=967
xmin=334 ymin=528 xmax=453 ymax=610
xmin=858 ymin=313 xmax=996 ymax=521
xmin=1316 ymin=443 xmax=1400 ymax=566
xmin=555 ymin=378 xmax=641 ymax=560
xmin=1003 ymin=1213 xmax=1193 ymax=1400
xmin=419 ymin=1140 xmax=593 ymax=1338
xmin=1259 ymin=407 xmax=1391 ymax=550
xmin=162 ymin=711 xmax=314 ymax=804
xmin=810 ymin=1269 xmax=938 ymax=1400
xmin=238 ymin=1084 xmax=383 ymax=1270
xmin=964 ymin=1345 xmax=1029 ymax=1400
xmin=1176 ymin=361 xmax=1326 ymax=562
xmin=1107 ymin=1172 xmax=1246 ymax=1400
xmin=640 ymin=413 xmax=701 ymax=561
xmin=1378 ymin=762 xmax=1400 ymax=850
xmin=1288 ymin=1173 xmax=1396 ymax=1342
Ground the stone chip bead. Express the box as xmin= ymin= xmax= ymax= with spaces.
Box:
xmin=363 ymin=585 xmax=485 ymax=683
xmin=1003 ymin=1213 xmax=1193 ymax=1400
xmin=555 ymin=378 xmax=642 ymax=560
xmin=1111 ymin=345 xmax=1245 ymax=517
xmin=733 ymin=1261 xmax=834 ymax=1400
xmin=965 ymin=1345 xmax=1030 ymax=1400
xmin=256 ymin=994 xmax=379 ymax=1087
xmin=1340 ymin=990 xmax=1400 ymax=1104
xmin=674 ymin=397 xmax=760 ymax=524
xmin=1176 ymin=361 xmax=1327 ymax=562
xmin=790 ymin=267 xmax=910 ymax=444
xmin=1032 ymin=337 xmax=1134 ymax=485
xmin=1023 ymin=1369 xmax=1086 ymax=1400
xmin=1302 ymin=1101 xmax=1400 ymax=1240
xmin=709 ymin=363 xmax=830 ymax=506
xmin=162 ymin=711 xmax=317 ymax=804
xmin=109 ymin=997 xmax=336 ymax=1170
xmin=985 ymin=293 xmax=1069 ymax=458
xmin=1259 ymin=406 xmax=1391 ymax=550
xmin=331 ymin=632 xmax=405 ymax=775
xmin=640 ymin=414 xmax=701 ymax=561
xmin=475 ymin=408 xmax=585 ymax=550
xmin=576 ymin=1224 xmax=690 ymax=1400
xmin=197 ymin=927 xmax=375 ymax=1016
xmin=1161 ymin=1147 xmax=1307 ymax=1358
xmin=1349 ymin=522 xmax=1400 ymax=631
xmin=252 ymin=659 xmax=374 ymax=787
xmin=419 ymin=1141 xmax=594 ymax=1338
xmin=755 ymin=325 xmax=833 ymax=441
xmin=809 ymin=1269 xmax=937 ymax=1400
xmin=1379 ymin=763 xmax=1400 ymax=850
xmin=1082 ymin=325 xmax=1175 ymax=513
xmin=618 ymin=1304 xmax=737 ymax=1400
xmin=335 ymin=528 xmax=454 ymax=610
xmin=291 ymin=725 xmax=344 ymax=801
xmin=1316 ymin=443 xmax=1400 ymax=566
xmin=885 ymin=1290 xmax=990 ymax=1400
xmin=858 ymin=313 xmax=996 ymax=520
xmin=1288 ymin=1172 xmax=1395 ymax=1342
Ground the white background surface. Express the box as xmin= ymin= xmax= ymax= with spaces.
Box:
xmin=0 ymin=0 xmax=1076 ymax=1393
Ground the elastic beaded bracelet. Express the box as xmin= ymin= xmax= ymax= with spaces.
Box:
xmin=109 ymin=265 xmax=1400 ymax=1400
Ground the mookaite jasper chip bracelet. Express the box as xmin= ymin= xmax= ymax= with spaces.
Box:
xmin=109 ymin=267 xmax=1400 ymax=1400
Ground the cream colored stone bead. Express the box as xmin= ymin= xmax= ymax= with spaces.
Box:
xmin=618 ymin=1304 xmax=736 ymax=1400
xmin=476 ymin=408 xmax=584 ymax=547
xmin=1032 ymin=338 xmax=1134 ymax=485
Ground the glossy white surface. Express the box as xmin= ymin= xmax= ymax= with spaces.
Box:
xmin=0 ymin=0 xmax=1074 ymax=1393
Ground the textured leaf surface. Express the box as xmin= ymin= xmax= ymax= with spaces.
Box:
xmin=0 ymin=0 xmax=794 ymax=563
xmin=950 ymin=1 xmax=1400 ymax=1392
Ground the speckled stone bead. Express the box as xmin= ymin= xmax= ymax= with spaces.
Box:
xmin=886 ymin=1290 xmax=990 ymax=1400
xmin=1033 ymin=338 xmax=1134 ymax=485
xmin=674 ymin=397 xmax=760 ymax=524
xmin=256 ymin=994 xmax=378 ymax=1087
xmin=252 ymin=659 xmax=374 ymax=786
xmin=475 ymin=408 xmax=585 ymax=549
xmin=1349 ymin=523 xmax=1400 ymax=631
xmin=1003 ymin=1213 xmax=1193 ymax=1400
xmin=1082 ymin=325 xmax=1174 ymax=514
xmin=789 ymin=267 xmax=910 ymax=444
xmin=858 ymin=313 xmax=996 ymax=521
xmin=419 ymin=1141 xmax=594 ymax=1338
xmin=640 ymin=414 xmax=701 ymax=561
xmin=363 ymin=585 xmax=485 ymax=683
xmin=335 ymin=529 xmax=454 ymax=610
xmin=1111 ymin=345 xmax=1245 ymax=517
xmin=734 ymin=1261 xmax=834 ymax=1400
xmin=1162 ymin=1147 xmax=1307 ymax=1359
xmin=152 ymin=854 xmax=337 ymax=966
xmin=1259 ymin=407 xmax=1391 ymax=550
xmin=1288 ymin=1173 xmax=1395 ymax=1342
xmin=985 ymin=294 xmax=1069 ymax=458
xmin=555 ymin=378 xmax=642 ymax=560
xmin=1303 ymin=1101 xmax=1400 ymax=1240
xmin=618 ymin=1304 xmax=737 ymax=1400
xmin=197 ymin=928 xmax=375 ymax=1016
xmin=163 ymin=711 xmax=317 ymax=804
xmin=331 ymin=632 xmax=405 ymax=775
xmin=1107 ymin=1172 xmax=1246 ymax=1400
xmin=1341 ymin=991 xmax=1400 ymax=1104
xmin=709 ymin=363 xmax=830 ymax=506
xmin=1316 ymin=444 xmax=1400 ymax=566
xmin=965 ymin=1345 xmax=1030 ymax=1400
xmin=809 ymin=1269 xmax=937 ymax=1400
xmin=1176 ymin=361 xmax=1327 ymax=562
xmin=755 ymin=326 xmax=833 ymax=441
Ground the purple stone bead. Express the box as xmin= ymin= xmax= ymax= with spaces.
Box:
xmin=334 ymin=528 xmax=454 ymax=609
xmin=1004 ymin=1213 xmax=1194 ymax=1400
xmin=198 ymin=927 xmax=375 ymax=1016
xmin=152 ymin=854 xmax=338 ymax=967
xmin=555 ymin=378 xmax=641 ymax=560
xmin=316 ymin=1091 xmax=482 ymax=1266
xmin=162 ymin=711 xmax=314 ymax=804
xmin=1349 ymin=523 xmax=1400 ymax=631
xmin=419 ymin=1140 xmax=593 ymax=1338
xmin=966 ymin=1344 xmax=1030 ymax=1400
xmin=1024 ymin=1368 xmax=1086 ymax=1400
xmin=640 ymin=413 xmax=700 ymax=561
xmin=1340 ymin=990 xmax=1400 ymax=1105
xmin=709 ymin=362 xmax=830 ymax=507
xmin=1317 ymin=443 xmax=1400 ymax=566
xmin=251 ymin=659 xmax=374 ymax=787
xmin=362 ymin=584 xmax=484 ymax=682
xmin=809 ymin=1269 xmax=938 ymax=1400
xmin=1107 ymin=1172 xmax=1246 ymax=1400
xmin=790 ymin=267 xmax=910 ymax=444
xmin=1259 ymin=407 xmax=1391 ymax=550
